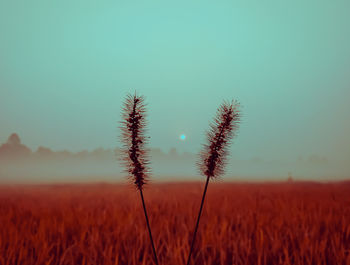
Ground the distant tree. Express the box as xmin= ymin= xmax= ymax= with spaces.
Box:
xmin=0 ymin=133 xmax=31 ymax=158
xmin=36 ymin=146 xmax=54 ymax=156
xmin=8 ymin=133 xmax=21 ymax=145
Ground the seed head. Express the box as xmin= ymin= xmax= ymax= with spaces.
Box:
xmin=199 ymin=100 xmax=240 ymax=179
xmin=120 ymin=93 xmax=150 ymax=190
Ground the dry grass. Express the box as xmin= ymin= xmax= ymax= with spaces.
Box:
xmin=0 ymin=181 xmax=349 ymax=265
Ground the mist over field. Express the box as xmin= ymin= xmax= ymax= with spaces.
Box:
xmin=0 ymin=133 xmax=348 ymax=183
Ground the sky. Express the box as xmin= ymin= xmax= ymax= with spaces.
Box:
xmin=1 ymin=0 xmax=350 ymax=169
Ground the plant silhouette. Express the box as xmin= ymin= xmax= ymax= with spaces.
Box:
xmin=119 ymin=95 xmax=240 ymax=265
xmin=119 ymin=92 xmax=159 ymax=265
xmin=186 ymin=100 xmax=241 ymax=265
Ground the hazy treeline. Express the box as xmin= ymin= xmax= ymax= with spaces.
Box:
xmin=0 ymin=133 xmax=348 ymax=182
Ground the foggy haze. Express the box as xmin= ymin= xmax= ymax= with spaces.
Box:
xmin=0 ymin=134 xmax=347 ymax=183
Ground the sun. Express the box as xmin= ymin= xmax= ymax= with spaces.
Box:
xmin=180 ymin=134 xmax=186 ymax=141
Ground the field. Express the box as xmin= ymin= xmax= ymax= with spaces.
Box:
xmin=0 ymin=181 xmax=350 ymax=265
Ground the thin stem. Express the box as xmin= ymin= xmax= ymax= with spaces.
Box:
xmin=139 ymin=189 xmax=159 ymax=265
xmin=186 ymin=176 xmax=210 ymax=265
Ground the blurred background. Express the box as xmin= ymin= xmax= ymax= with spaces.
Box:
xmin=1 ymin=0 xmax=349 ymax=182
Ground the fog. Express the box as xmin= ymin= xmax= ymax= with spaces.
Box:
xmin=0 ymin=134 xmax=348 ymax=183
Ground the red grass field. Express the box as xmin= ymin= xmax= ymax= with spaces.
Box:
xmin=0 ymin=181 xmax=349 ymax=265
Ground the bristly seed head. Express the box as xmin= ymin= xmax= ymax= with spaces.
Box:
xmin=120 ymin=93 xmax=150 ymax=190
xmin=199 ymin=100 xmax=240 ymax=179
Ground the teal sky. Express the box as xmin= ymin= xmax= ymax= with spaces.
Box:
xmin=1 ymin=0 xmax=350 ymax=164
